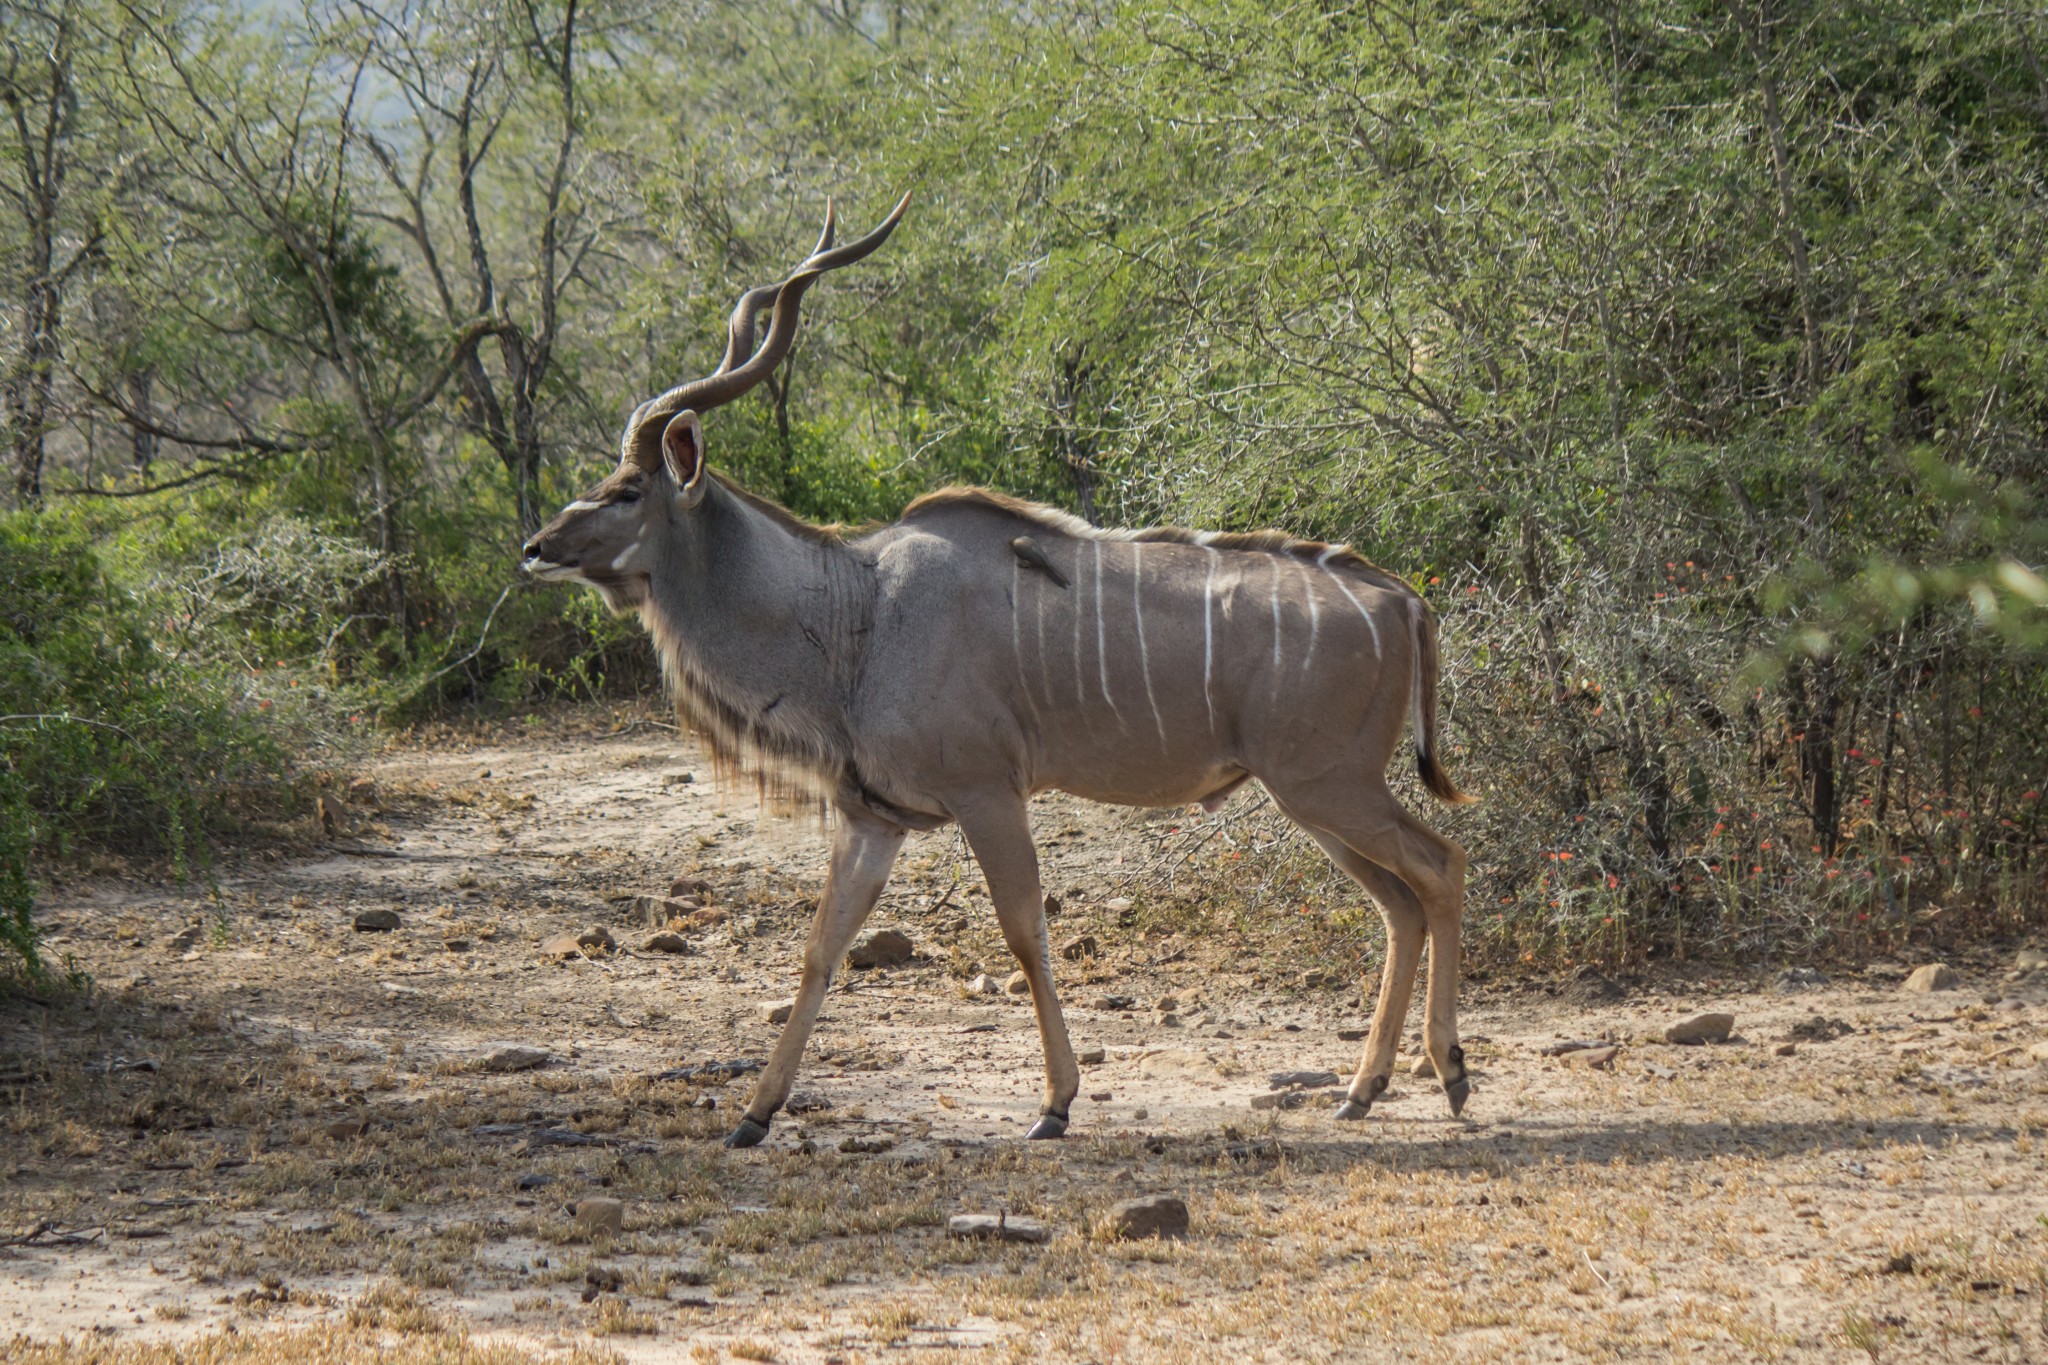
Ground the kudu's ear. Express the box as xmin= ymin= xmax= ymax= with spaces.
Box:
xmin=662 ymin=411 xmax=709 ymax=507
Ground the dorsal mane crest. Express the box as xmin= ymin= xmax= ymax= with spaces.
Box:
xmin=899 ymin=486 xmax=1409 ymax=593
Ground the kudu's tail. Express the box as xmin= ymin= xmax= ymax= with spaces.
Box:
xmin=1410 ymin=597 xmax=1476 ymax=805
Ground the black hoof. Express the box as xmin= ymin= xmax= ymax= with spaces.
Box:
xmin=1445 ymin=1075 xmax=1472 ymax=1117
xmin=724 ymin=1116 xmax=770 ymax=1149
xmin=1334 ymin=1073 xmax=1389 ymax=1122
xmin=1025 ymin=1112 xmax=1069 ymax=1140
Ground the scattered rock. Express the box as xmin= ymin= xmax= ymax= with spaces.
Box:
xmin=1108 ymin=1193 xmax=1189 ymax=1241
xmin=578 ymin=927 xmax=617 ymax=953
xmin=1059 ymin=935 xmax=1099 ymax=962
xmin=516 ymin=1172 xmax=554 ymax=1190
xmin=584 ymin=1266 xmax=623 ymax=1295
xmin=626 ymin=895 xmax=692 ymax=926
xmin=1105 ymin=897 xmax=1135 ymax=914
xmin=1267 ymin=1070 xmax=1340 ymax=1091
xmin=1094 ymin=995 xmax=1135 ymax=1011
xmin=847 ymin=928 xmax=916 ymax=969
xmin=1155 ymin=995 xmax=1181 ymax=1013
xmin=1138 ymin=1049 xmax=1242 ymax=1081
xmin=1155 ymin=1013 xmax=1182 ymax=1028
xmin=1336 ymin=1027 xmax=1367 ymax=1042
xmin=642 ymin=932 xmax=693 ymax=955
xmin=1787 ymin=1014 xmax=1854 ymax=1042
xmin=963 ymin=1022 xmax=999 ymax=1033
xmin=670 ymin=876 xmax=713 ymax=900
xmin=324 ymin=1117 xmax=368 ymax=1140
xmin=948 ymin=1213 xmax=1051 ymax=1245
xmin=1564 ymin=964 xmax=1626 ymax=1003
xmin=2026 ymin=1041 xmax=2048 ymax=1063
xmin=965 ymin=973 xmax=1000 ymax=995
xmin=481 ymin=1045 xmax=551 ymax=1074
xmin=1774 ymin=1042 xmax=1798 ymax=1057
xmin=661 ymin=771 xmax=696 ymax=787
xmin=1005 ymin=971 xmax=1032 ymax=996
xmin=786 ymin=1091 xmax=832 ymax=1114
xmin=353 ymin=909 xmax=401 ymax=933
xmin=1774 ymin=967 xmax=1828 ymax=993
xmin=1132 ymin=1108 xmax=1149 ymax=1121
xmin=2015 ymin=948 xmax=2048 ymax=973
xmin=1540 ymin=1038 xmax=1609 ymax=1057
xmin=164 ymin=925 xmax=203 ymax=954
xmin=1665 ymin=1013 xmax=1735 ymax=1045
xmin=572 ymin=1197 xmax=624 ymax=1239
xmin=759 ymin=999 xmax=795 ymax=1025
xmin=1250 ymin=1089 xmax=1309 ymax=1111
xmin=838 ymin=1137 xmax=895 ymax=1155
xmin=1409 ymin=1053 xmax=1437 ymax=1078
xmin=1078 ymin=1047 xmax=1106 ymax=1065
xmin=1903 ymin=963 xmax=1960 ymax=993
xmin=1563 ymin=1046 xmax=1619 ymax=1070
xmin=443 ymin=938 xmax=472 ymax=953
xmin=1883 ymin=1250 xmax=1917 ymax=1275
xmin=1043 ymin=894 xmax=1062 ymax=918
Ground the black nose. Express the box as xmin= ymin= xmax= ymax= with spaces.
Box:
xmin=521 ymin=538 xmax=542 ymax=559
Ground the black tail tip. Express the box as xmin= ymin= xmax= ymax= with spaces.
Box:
xmin=1418 ymin=750 xmax=1477 ymax=805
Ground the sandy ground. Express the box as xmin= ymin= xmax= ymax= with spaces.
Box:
xmin=5 ymin=713 xmax=2047 ymax=1363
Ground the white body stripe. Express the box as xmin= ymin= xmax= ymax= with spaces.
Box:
xmin=1319 ymin=545 xmax=1382 ymax=658
xmin=1202 ymin=548 xmax=1220 ymax=733
xmin=1131 ymin=545 xmax=1168 ymax=749
xmin=1294 ymin=559 xmax=1321 ymax=674
xmin=1012 ymin=560 xmax=1044 ymax=732
xmin=1092 ymin=543 xmax=1125 ymax=729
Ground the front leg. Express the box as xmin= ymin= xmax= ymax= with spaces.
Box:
xmin=726 ymin=808 xmax=904 ymax=1148
xmin=954 ymin=793 xmax=1079 ymax=1139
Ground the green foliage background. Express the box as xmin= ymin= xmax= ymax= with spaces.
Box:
xmin=2 ymin=0 xmax=2044 ymax=977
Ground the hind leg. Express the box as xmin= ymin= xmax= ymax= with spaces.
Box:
xmin=1276 ymin=779 xmax=1471 ymax=1116
xmin=1305 ymin=831 xmax=1425 ymax=1120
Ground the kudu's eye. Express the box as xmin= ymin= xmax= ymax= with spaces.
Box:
xmin=615 ymin=489 xmax=641 ymax=506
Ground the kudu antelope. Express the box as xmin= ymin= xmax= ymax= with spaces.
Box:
xmin=521 ymin=196 xmax=1476 ymax=1149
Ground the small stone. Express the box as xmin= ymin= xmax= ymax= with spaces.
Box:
xmin=573 ymin=1197 xmax=625 ymax=1239
xmin=539 ymin=933 xmax=583 ymax=958
xmin=1078 ymin=1047 xmax=1107 ymax=1065
xmin=1094 ymin=995 xmax=1134 ymax=1011
xmin=1336 ymin=1027 xmax=1367 ymax=1042
xmin=1540 ymin=1038 xmax=1608 ymax=1057
xmin=443 ymin=938 xmax=472 ymax=953
xmin=1005 ymin=971 xmax=1032 ymax=996
xmin=847 ymin=928 xmax=916 ymax=969
xmin=1059 ymin=935 xmax=1099 ymax=962
xmin=1267 ymin=1070 xmax=1340 ymax=1090
xmin=626 ymin=895 xmax=689 ymax=926
xmin=1155 ymin=1013 xmax=1183 ymax=1028
xmin=353 ymin=909 xmax=401 ymax=933
xmin=1131 ymin=1108 xmax=1148 ymax=1121
xmin=948 ymin=1213 xmax=1051 ymax=1244
xmin=515 ymin=1172 xmax=554 ymax=1190
xmin=481 ymin=1045 xmax=551 ymax=1073
xmin=1774 ymin=1042 xmax=1798 ymax=1057
xmin=1155 ymin=995 xmax=1181 ymax=1013
xmin=1108 ymin=1193 xmax=1188 ymax=1241
xmin=577 ymin=927 xmax=617 ymax=953
xmin=164 ymin=925 xmax=203 ymax=954
xmin=1774 ymin=967 xmax=1828 ymax=993
xmin=1410 ymin=1053 xmax=1437 ymax=1078
xmin=642 ymin=932 xmax=693 ymax=955
xmin=1043 ymin=894 xmax=1062 ymax=918
xmin=324 ymin=1117 xmax=368 ymax=1140
xmin=1250 ymin=1090 xmax=1309 ymax=1111
xmin=1903 ymin=964 xmax=1960 ymax=993
xmin=1665 ymin=1012 xmax=1735 ymax=1045
xmin=1564 ymin=1046 xmax=1619 ymax=1069
xmin=759 ymin=999 xmax=795 ymax=1025
xmin=2025 ymin=1041 xmax=2048 ymax=1063
xmin=1884 ymin=1250 xmax=1916 ymax=1275
xmin=966 ymin=973 xmax=999 ymax=995
xmin=2016 ymin=948 xmax=2048 ymax=973
xmin=1105 ymin=897 xmax=1135 ymax=913
xmin=1089 ymin=1091 xmax=1112 ymax=1102
xmin=669 ymin=876 xmax=713 ymax=900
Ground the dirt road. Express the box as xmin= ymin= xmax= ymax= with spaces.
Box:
xmin=5 ymin=716 xmax=2045 ymax=1362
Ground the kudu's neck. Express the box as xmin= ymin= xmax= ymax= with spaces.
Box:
xmin=640 ymin=482 xmax=873 ymax=787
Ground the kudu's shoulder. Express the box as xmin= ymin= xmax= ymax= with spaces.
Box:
xmin=891 ymin=486 xmax=1417 ymax=598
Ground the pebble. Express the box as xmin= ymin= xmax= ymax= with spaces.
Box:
xmin=1250 ymin=1090 xmax=1309 ymax=1111
xmin=1774 ymin=968 xmax=1828 ymax=993
xmin=1089 ymin=1091 xmax=1112 ymax=1102
xmin=443 ymin=938 xmax=472 ymax=953
xmin=1774 ymin=1042 xmax=1797 ymax=1057
xmin=1107 ymin=1193 xmax=1188 ymax=1241
xmin=1094 ymin=995 xmax=1135 ymax=1011
xmin=540 ymin=933 xmax=586 ymax=958
xmin=627 ymin=895 xmax=693 ymax=926
xmin=1267 ymin=1070 xmax=1340 ymax=1090
xmin=966 ymin=973 xmax=1000 ymax=995
xmin=2016 ymin=948 xmax=2048 ymax=973
xmin=578 ymin=927 xmax=616 ymax=952
xmin=1540 ymin=1038 xmax=1608 ymax=1057
xmin=759 ymin=999 xmax=795 ymax=1025
xmin=948 ymin=1213 xmax=1050 ymax=1244
xmin=1903 ymin=963 xmax=1960 ymax=993
xmin=1155 ymin=1013 xmax=1183 ymax=1028
xmin=642 ymin=932 xmax=693 ymax=955
xmin=669 ymin=876 xmax=713 ymax=900
xmin=1336 ymin=1027 xmax=1367 ymax=1042
xmin=1155 ymin=995 xmax=1181 ymax=1012
xmin=1005 ymin=971 xmax=1032 ymax=996
xmin=515 ymin=1172 xmax=554 ymax=1190
xmin=481 ymin=1045 xmax=551 ymax=1074
xmin=1059 ymin=935 xmax=1099 ymax=961
xmin=1563 ymin=1046 xmax=1619 ymax=1069
xmin=324 ymin=1117 xmax=368 ymax=1140
xmin=572 ymin=1197 xmax=625 ymax=1239
xmin=1077 ymin=1047 xmax=1107 ymax=1065
xmin=1410 ymin=1053 xmax=1437 ymax=1078
xmin=164 ymin=925 xmax=203 ymax=954
xmin=1105 ymin=897 xmax=1135 ymax=913
xmin=1131 ymin=1108 xmax=1148 ymax=1121
xmin=1665 ymin=1012 xmax=1735 ymax=1045
xmin=847 ymin=928 xmax=916 ymax=969
xmin=353 ymin=909 xmax=401 ymax=933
